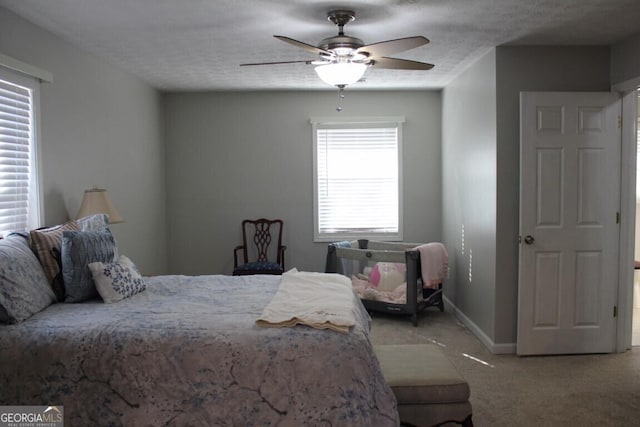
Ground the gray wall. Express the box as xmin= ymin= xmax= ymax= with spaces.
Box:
xmin=611 ymin=31 xmax=640 ymax=89
xmin=442 ymin=46 xmax=611 ymax=349
xmin=442 ymin=49 xmax=498 ymax=341
xmin=0 ymin=7 xmax=167 ymax=275
xmin=163 ymin=90 xmax=442 ymax=274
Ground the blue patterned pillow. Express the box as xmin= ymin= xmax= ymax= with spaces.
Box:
xmin=88 ymin=255 xmax=146 ymax=303
xmin=61 ymin=230 xmax=116 ymax=303
xmin=0 ymin=234 xmax=56 ymax=323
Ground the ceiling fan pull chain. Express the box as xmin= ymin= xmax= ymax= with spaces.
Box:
xmin=336 ymin=85 xmax=345 ymax=112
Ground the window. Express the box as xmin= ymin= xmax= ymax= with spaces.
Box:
xmin=312 ymin=117 xmax=404 ymax=242
xmin=0 ymin=66 xmax=41 ymax=236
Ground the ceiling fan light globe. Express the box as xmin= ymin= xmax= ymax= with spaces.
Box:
xmin=315 ymin=62 xmax=367 ymax=86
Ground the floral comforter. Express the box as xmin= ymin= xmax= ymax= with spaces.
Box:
xmin=0 ymin=274 xmax=398 ymax=426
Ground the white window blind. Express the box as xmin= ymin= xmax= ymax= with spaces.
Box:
xmin=312 ymin=118 xmax=404 ymax=241
xmin=0 ymin=68 xmax=40 ymax=236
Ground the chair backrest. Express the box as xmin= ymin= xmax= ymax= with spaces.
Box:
xmin=240 ymin=218 xmax=283 ymax=264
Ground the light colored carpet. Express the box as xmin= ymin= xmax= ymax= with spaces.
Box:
xmin=369 ymin=309 xmax=640 ymax=427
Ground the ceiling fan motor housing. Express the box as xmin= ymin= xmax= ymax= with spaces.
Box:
xmin=319 ymin=35 xmax=365 ymax=52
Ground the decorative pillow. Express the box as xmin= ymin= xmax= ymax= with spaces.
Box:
xmin=78 ymin=214 xmax=120 ymax=259
xmin=0 ymin=234 xmax=56 ymax=323
xmin=61 ymin=230 xmax=117 ymax=303
xmin=89 ymin=255 xmax=146 ymax=303
xmin=78 ymin=214 xmax=110 ymax=232
xmin=29 ymin=220 xmax=79 ymax=301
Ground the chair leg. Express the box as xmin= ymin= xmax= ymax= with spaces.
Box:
xmin=461 ymin=414 xmax=474 ymax=427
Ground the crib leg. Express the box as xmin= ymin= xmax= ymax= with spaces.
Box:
xmin=435 ymin=285 xmax=445 ymax=312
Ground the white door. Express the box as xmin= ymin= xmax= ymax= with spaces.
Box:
xmin=518 ymin=92 xmax=621 ymax=355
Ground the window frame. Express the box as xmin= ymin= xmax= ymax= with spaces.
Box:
xmin=311 ymin=116 xmax=405 ymax=242
xmin=0 ymin=65 xmax=43 ymax=235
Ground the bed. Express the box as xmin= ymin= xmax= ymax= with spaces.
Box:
xmin=325 ymin=240 xmax=446 ymax=326
xmin=0 ymin=231 xmax=399 ymax=426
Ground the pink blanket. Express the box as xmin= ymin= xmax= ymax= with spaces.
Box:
xmin=416 ymin=243 xmax=448 ymax=289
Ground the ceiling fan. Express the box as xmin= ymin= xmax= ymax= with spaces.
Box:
xmin=240 ymin=9 xmax=434 ymax=91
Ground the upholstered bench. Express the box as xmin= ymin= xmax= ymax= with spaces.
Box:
xmin=374 ymin=344 xmax=473 ymax=427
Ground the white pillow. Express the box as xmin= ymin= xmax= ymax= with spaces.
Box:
xmin=88 ymin=255 xmax=146 ymax=303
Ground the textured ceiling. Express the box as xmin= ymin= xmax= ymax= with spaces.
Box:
xmin=2 ymin=0 xmax=640 ymax=91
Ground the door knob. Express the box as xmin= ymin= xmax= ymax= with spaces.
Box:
xmin=524 ymin=235 xmax=535 ymax=245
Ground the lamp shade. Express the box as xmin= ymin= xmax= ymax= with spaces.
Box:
xmin=315 ymin=62 xmax=367 ymax=87
xmin=76 ymin=188 xmax=124 ymax=224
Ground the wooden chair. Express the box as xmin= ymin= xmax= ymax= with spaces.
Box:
xmin=233 ymin=219 xmax=286 ymax=276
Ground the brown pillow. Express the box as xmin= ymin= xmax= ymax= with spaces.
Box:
xmin=29 ymin=220 xmax=79 ymax=300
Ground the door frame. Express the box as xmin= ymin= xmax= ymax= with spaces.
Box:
xmin=617 ymin=89 xmax=638 ymax=352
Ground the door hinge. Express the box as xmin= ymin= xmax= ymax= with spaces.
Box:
xmin=616 ymin=212 xmax=620 ymax=224
xmin=618 ymin=116 xmax=622 ymax=128
xmin=614 ymin=305 xmax=618 ymax=318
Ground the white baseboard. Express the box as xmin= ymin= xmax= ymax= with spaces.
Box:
xmin=443 ymin=296 xmax=516 ymax=355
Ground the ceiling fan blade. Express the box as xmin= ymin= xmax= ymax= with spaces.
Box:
xmin=240 ymin=59 xmax=314 ymax=66
xmin=274 ymin=35 xmax=333 ymax=57
xmin=372 ymin=57 xmax=434 ymax=70
xmin=357 ymin=36 xmax=429 ymax=59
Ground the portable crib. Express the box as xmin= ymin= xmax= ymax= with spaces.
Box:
xmin=325 ymin=240 xmax=444 ymax=326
